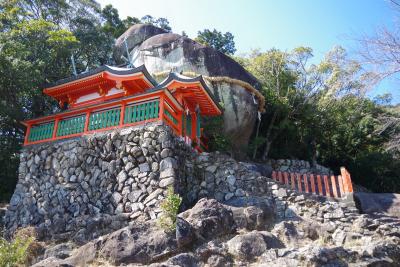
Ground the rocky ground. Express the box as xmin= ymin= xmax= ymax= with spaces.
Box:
xmin=30 ymin=180 xmax=400 ymax=267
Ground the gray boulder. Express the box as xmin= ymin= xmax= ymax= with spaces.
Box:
xmin=226 ymin=231 xmax=283 ymax=260
xmin=176 ymin=217 xmax=194 ymax=248
xmin=114 ymin=24 xmax=261 ymax=157
xmin=98 ymin=221 xmax=178 ymax=265
xmin=114 ymin=24 xmax=167 ymax=63
xmin=180 ymin=198 xmax=236 ymax=240
xmin=44 ymin=242 xmax=74 ymax=260
xmin=355 ymin=192 xmax=400 ymax=218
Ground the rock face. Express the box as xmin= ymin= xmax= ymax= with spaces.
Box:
xmin=114 ymin=24 xmax=261 ymax=156
xmin=355 ymin=192 xmax=400 ymax=217
xmin=32 ymin=195 xmax=400 ymax=267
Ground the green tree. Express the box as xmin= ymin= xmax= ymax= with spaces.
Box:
xmin=0 ymin=0 xmax=116 ymax=201
xmin=239 ymin=45 xmax=400 ymax=192
xmin=101 ymin=4 xmax=125 ymax=38
xmin=140 ymin=15 xmax=171 ymax=32
xmin=0 ymin=3 xmax=79 ymax=200
xmin=195 ymin=29 xmax=236 ymax=55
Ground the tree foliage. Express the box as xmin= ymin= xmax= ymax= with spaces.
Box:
xmin=195 ymin=29 xmax=236 ymax=55
xmin=0 ymin=0 xmax=174 ymax=201
xmin=238 ymin=46 xmax=400 ymax=193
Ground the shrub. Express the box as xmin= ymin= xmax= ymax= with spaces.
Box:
xmin=158 ymin=186 xmax=182 ymax=232
xmin=0 ymin=227 xmax=36 ymax=267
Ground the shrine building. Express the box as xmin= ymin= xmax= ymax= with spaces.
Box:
xmin=22 ymin=65 xmax=222 ymax=152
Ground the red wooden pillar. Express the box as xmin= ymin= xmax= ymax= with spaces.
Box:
xmin=159 ymin=95 xmax=165 ymax=121
xmin=331 ymin=175 xmax=339 ymax=198
xmin=84 ymin=111 xmax=90 ymax=132
xmin=310 ymin=174 xmax=316 ymax=194
xmin=316 ymin=175 xmax=323 ymax=195
xmin=177 ymin=111 xmax=183 ymax=136
xmin=119 ymin=102 xmax=126 ymax=126
xmin=24 ymin=124 xmax=32 ymax=145
xmin=191 ymin=112 xmax=197 ymax=142
xmin=52 ymin=118 xmax=60 ymax=139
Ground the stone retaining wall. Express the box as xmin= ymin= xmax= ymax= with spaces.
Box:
xmin=4 ymin=123 xmax=352 ymax=243
xmin=4 ymin=123 xmax=183 ymax=240
xmin=267 ymin=159 xmax=332 ymax=175
xmin=176 ymin=152 xmax=269 ymax=208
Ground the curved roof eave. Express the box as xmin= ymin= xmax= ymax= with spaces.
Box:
xmin=44 ymin=64 xmax=158 ymax=91
xmin=155 ymin=72 xmax=223 ymax=114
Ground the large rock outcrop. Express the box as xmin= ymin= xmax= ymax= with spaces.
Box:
xmin=114 ymin=24 xmax=262 ymax=157
xmin=355 ymin=192 xmax=400 ymax=217
xmin=32 ymin=191 xmax=400 ymax=266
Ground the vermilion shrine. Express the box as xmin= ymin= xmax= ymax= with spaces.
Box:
xmin=22 ymin=65 xmax=222 ymax=151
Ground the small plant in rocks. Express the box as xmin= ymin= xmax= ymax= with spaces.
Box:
xmin=0 ymin=227 xmax=38 ymax=267
xmin=158 ymin=186 xmax=182 ymax=232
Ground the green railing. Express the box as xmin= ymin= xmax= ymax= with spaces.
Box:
xmin=196 ymin=114 xmax=201 ymax=137
xmin=24 ymin=96 xmax=189 ymax=145
xmin=165 ymin=109 xmax=178 ymax=125
xmin=88 ymin=108 xmax=120 ymax=131
xmin=28 ymin=122 xmax=54 ymax=142
xmin=124 ymin=100 xmax=159 ymax=124
xmin=185 ymin=114 xmax=192 ymax=136
xmin=57 ymin=115 xmax=86 ymax=137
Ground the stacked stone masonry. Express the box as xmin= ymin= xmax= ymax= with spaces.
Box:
xmin=5 ymin=123 xmax=182 ymax=240
xmin=5 ymin=123 xmax=354 ymax=243
xmin=267 ymin=158 xmax=333 ymax=175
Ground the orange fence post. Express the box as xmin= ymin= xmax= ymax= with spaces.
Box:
xmin=272 ymin=171 xmax=277 ymax=181
xmin=316 ymin=175 xmax=323 ymax=196
xmin=283 ymin=172 xmax=289 ymax=185
xmin=338 ymin=175 xmax=345 ymax=197
xmin=340 ymin=167 xmax=354 ymax=194
xmin=323 ymin=175 xmax=331 ymax=197
xmin=310 ymin=174 xmax=316 ymax=194
xmin=303 ymin=174 xmax=309 ymax=193
xmin=278 ymin=172 xmax=283 ymax=184
xmin=331 ymin=175 xmax=338 ymax=198
xmin=290 ymin=173 xmax=296 ymax=190
xmin=296 ymin=173 xmax=302 ymax=192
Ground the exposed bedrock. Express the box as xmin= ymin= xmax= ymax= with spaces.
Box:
xmin=355 ymin=192 xmax=400 ymax=218
xmin=114 ymin=24 xmax=261 ymax=157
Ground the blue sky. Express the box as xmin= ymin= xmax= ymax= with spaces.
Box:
xmin=98 ymin=0 xmax=399 ymax=103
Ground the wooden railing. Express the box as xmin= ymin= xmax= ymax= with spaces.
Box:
xmin=24 ymin=90 xmax=183 ymax=146
xmin=271 ymin=167 xmax=354 ymax=199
